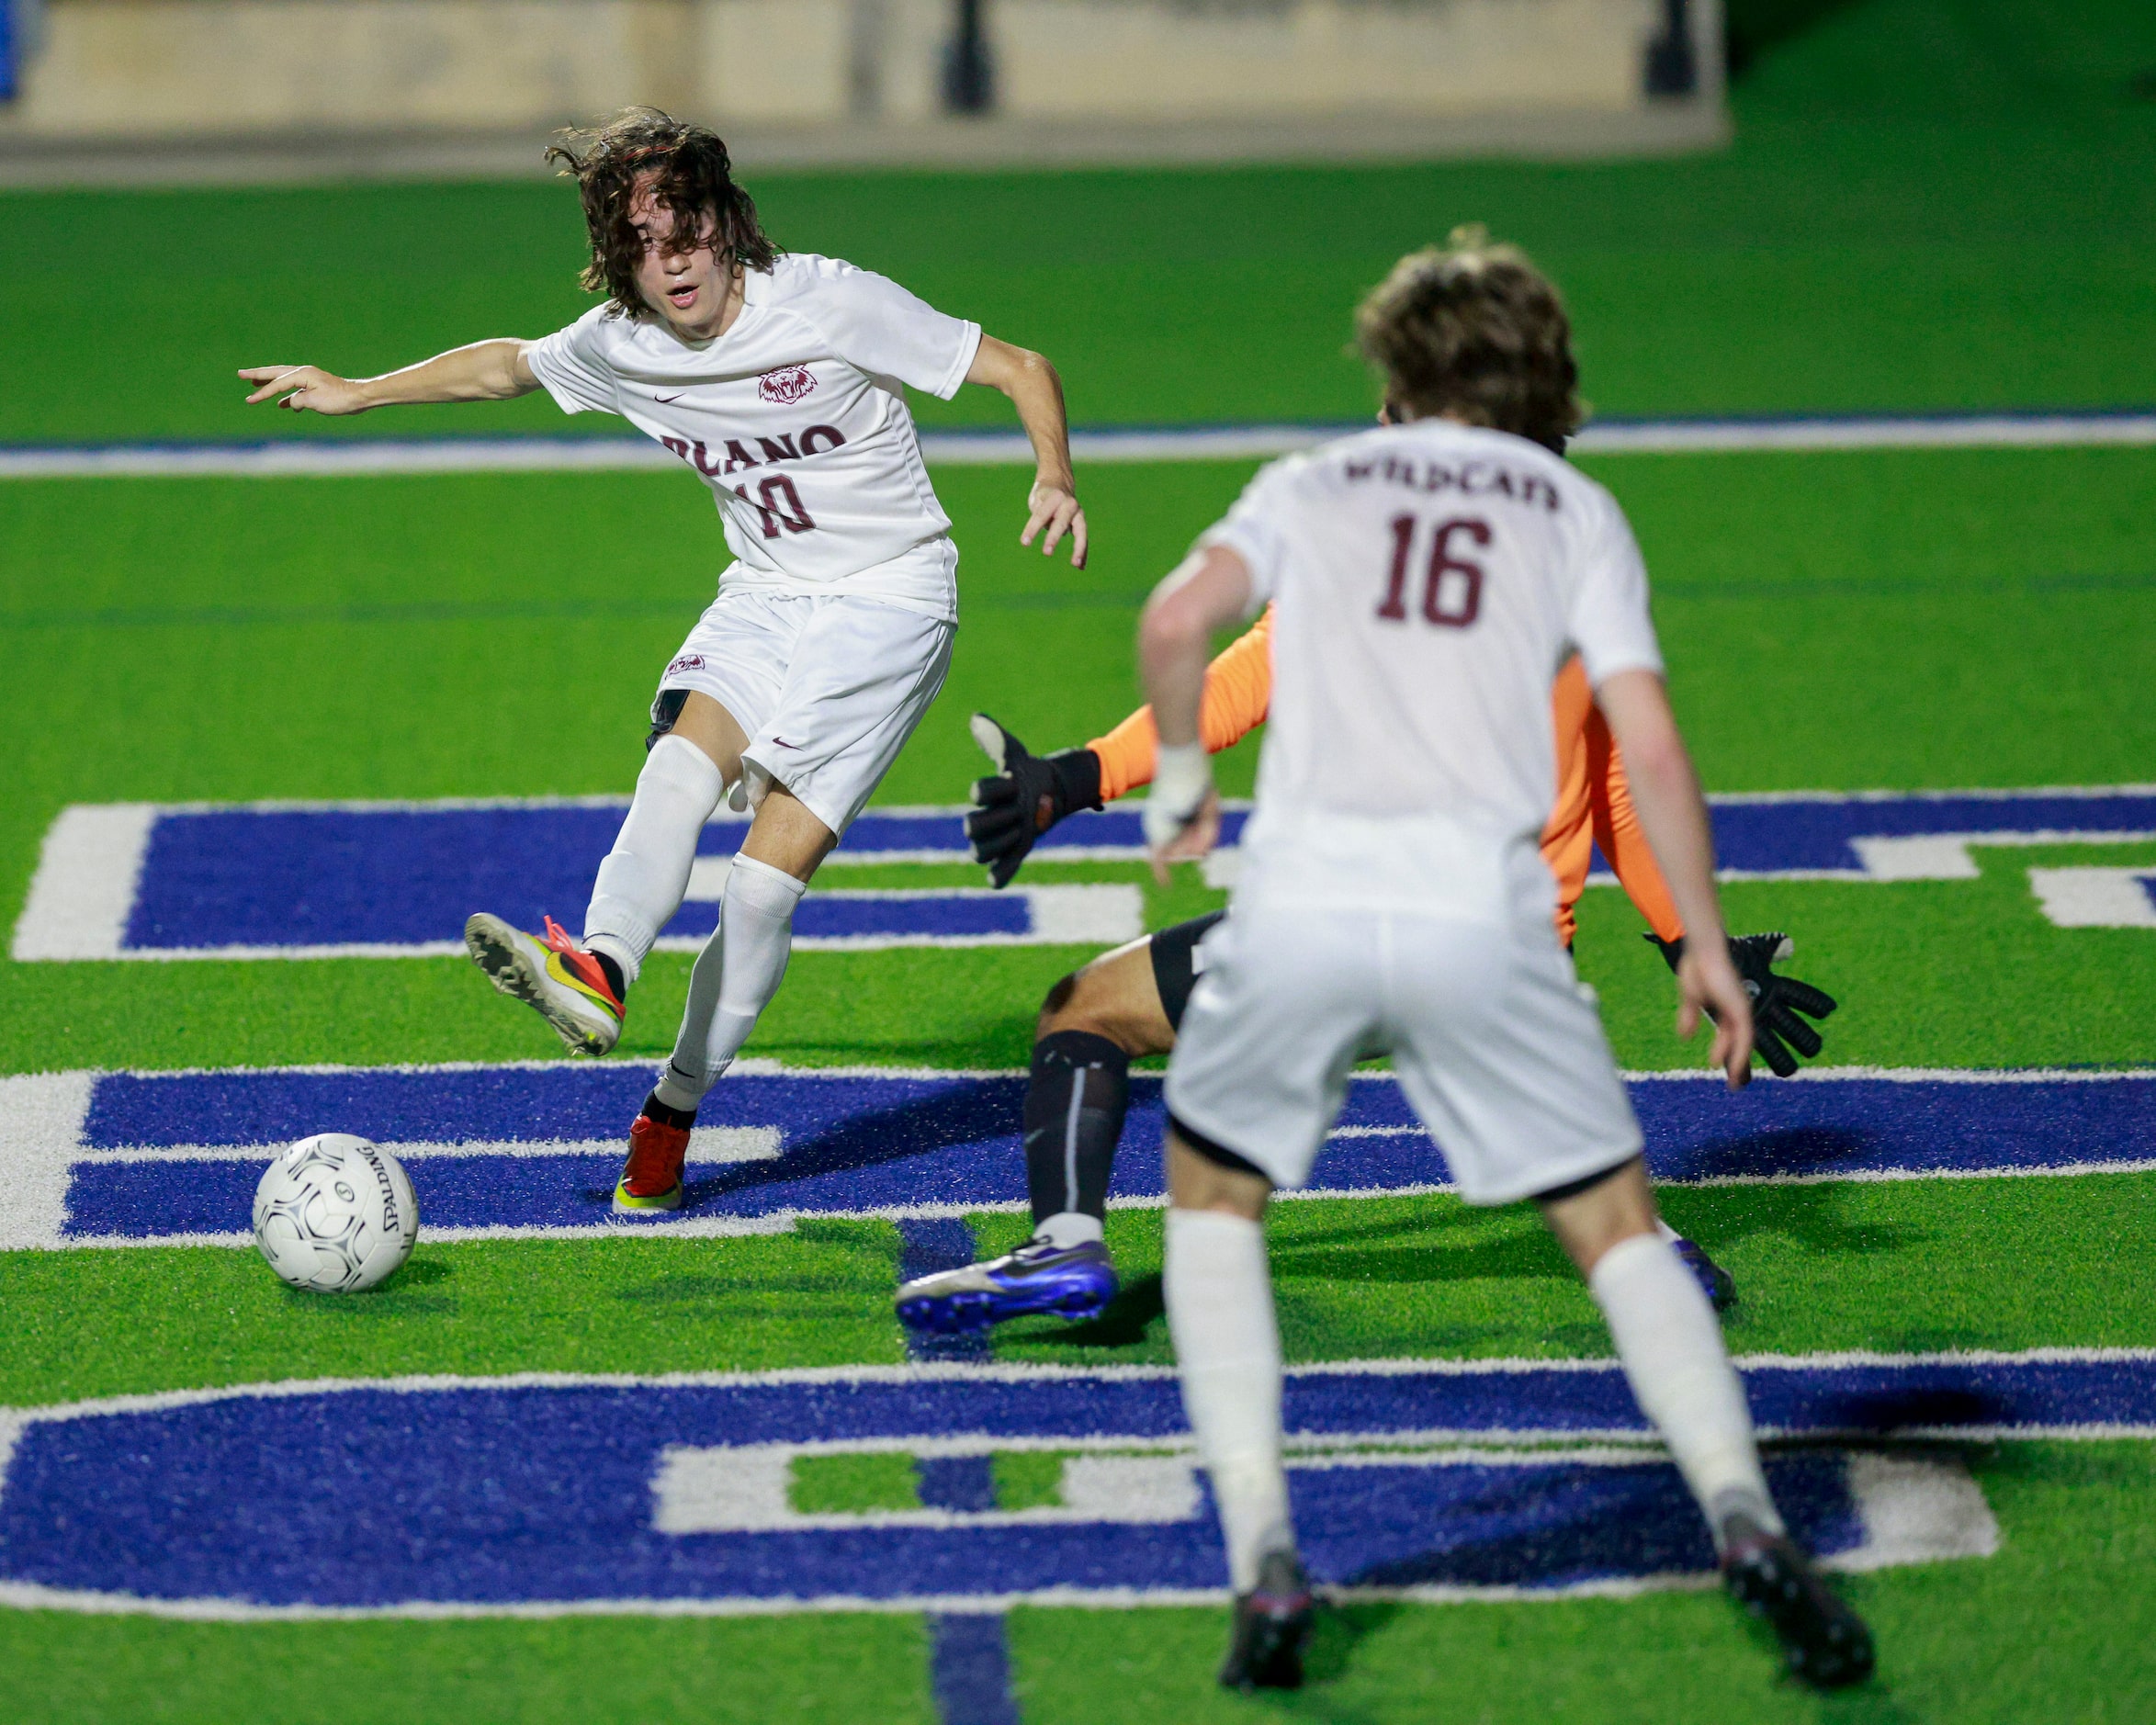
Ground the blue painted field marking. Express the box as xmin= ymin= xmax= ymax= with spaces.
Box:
xmin=17 ymin=790 xmax=2156 ymax=961
xmin=898 ymin=1220 xmax=992 ymax=1364
xmin=11 ymin=801 xmax=1163 ymax=960
xmin=7 ymin=1064 xmax=2154 ymax=1249
xmin=7 ymin=1347 xmax=2124 ymax=1617
xmin=9 ymin=1063 xmax=2152 ymax=1250
xmin=927 ymin=1612 xmax=1022 ymax=1725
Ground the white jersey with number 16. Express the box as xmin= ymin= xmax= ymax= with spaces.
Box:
xmin=1200 ymin=419 xmax=1665 ymax=859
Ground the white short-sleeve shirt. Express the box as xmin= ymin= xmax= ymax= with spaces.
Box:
xmin=1200 ymin=420 xmax=1664 ymax=854
xmin=527 ymin=253 xmax=982 ymax=620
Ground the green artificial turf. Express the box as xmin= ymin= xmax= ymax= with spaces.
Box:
xmin=0 ymin=1611 xmax=939 ymax=1725
xmin=794 ymin=1450 xmax=924 ymax=1516
xmin=1 ymin=4 xmax=2152 ymax=447
xmin=0 ymin=1222 xmax=910 ymax=1408
xmin=1005 ymin=1442 xmax=2156 ymax=1725
xmin=5 ymin=6 xmax=2156 ymax=1719
xmin=5 ymin=1175 xmax=2149 ymax=1409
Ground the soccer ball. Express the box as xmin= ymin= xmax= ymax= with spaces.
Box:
xmin=253 ymin=1133 xmax=418 ymax=1292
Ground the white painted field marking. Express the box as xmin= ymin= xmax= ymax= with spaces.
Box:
xmin=2028 ymin=867 xmax=2156 ymax=929
xmin=8 ymin=805 xmax=155 ymax=960
xmin=73 ymin=1126 xmax=783 ymax=1167
xmin=2 ymin=412 xmax=2152 ymax=482
xmin=1850 ymin=830 xmax=2156 ymax=882
xmin=651 ymin=1445 xmax=1203 ymax=1534
xmin=1835 ymin=1452 xmax=2001 ymax=1570
xmin=0 ymin=1072 xmax=97 ymax=1250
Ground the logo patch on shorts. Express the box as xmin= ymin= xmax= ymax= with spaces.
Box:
xmin=758 ymin=366 xmax=817 ymax=405
xmin=666 ymin=654 xmax=706 ymax=676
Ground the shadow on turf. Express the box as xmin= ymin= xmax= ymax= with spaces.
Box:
xmin=1006 ymin=1271 xmax=1169 ymax=1349
xmin=578 ymin=1082 xmax=1027 ymax=1217
xmin=1663 ymin=1182 xmax=1928 ymax=1263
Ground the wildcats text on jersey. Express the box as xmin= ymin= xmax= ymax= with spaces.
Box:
xmin=1341 ymin=451 xmax=1564 ymax=511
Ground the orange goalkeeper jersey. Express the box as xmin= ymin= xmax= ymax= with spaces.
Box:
xmin=1089 ymin=605 xmax=1684 ymax=947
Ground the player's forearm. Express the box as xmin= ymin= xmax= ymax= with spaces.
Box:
xmin=352 ymin=340 xmax=538 ymax=409
xmin=1138 ymin=614 xmax=1209 ymax=749
xmin=1003 ymin=353 xmax=1076 ymax=493
xmin=967 ymin=337 xmax=1075 ymax=490
xmin=1139 ymin=547 xmax=1254 ymax=748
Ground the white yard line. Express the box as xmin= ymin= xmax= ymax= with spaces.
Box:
xmin=8 ymin=805 xmax=155 ymax=961
xmin=2 ymin=412 xmax=2153 ymax=481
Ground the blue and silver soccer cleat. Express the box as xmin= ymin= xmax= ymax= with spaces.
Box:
xmin=1670 ymin=1234 xmax=1738 ymax=1312
xmin=895 ymin=1236 xmax=1119 ymax=1333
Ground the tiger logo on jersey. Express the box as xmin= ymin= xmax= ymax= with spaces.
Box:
xmin=758 ymin=365 xmax=817 ymax=404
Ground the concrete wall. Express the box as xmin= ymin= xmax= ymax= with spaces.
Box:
xmin=0 ymin=0 xmax=1723 ymax=160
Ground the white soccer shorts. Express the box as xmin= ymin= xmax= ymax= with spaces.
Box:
xmin=1163 ymin=897 xmax=1643 ymax=1206
xmin=656 ymin=588 xmax=953 ymax=840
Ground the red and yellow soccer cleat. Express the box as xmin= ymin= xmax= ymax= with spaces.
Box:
xmin=463 ymin=912 xmax=626 ymax=1056
xmin=615 ymin=1111 xmax=691 ymax=1213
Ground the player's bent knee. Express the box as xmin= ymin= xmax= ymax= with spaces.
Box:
xmin=1039 ymin=970 xmax=1081 ymax=1023
xmin=1037 ymin=937 xmax=1173 ymax=1054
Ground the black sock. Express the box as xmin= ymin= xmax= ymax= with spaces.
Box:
xmin=640 ymin=1088 xmax=697 ymax=1130
xmin=593 ymin=952 xmax=628 ymax=1003
xmin=1022 ymin=1031 xmax=1131 ymax=1229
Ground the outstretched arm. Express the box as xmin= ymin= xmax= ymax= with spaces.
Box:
xmin=965 ymin=335 xmax=1086 ymax=567
xmin=1592 ymin=669 xmax=1754 ymax=1089
xmin=964 ymin=607 xmax=1273 ymax=888
xmin=1091 ymin=605 xmax=1274 ymax=800
xmin=239 ymin=339 xmax=540 ymax=416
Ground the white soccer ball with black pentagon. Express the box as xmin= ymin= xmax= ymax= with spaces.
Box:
xmin=252 ymin=1133 xmax=418 ymax=1292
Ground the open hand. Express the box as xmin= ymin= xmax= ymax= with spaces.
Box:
xmin=239 ymin=366 xmax=371 ymax=415
xmin=1146 ymin=787 xmax=1220 ymax=887
xmin=1022 ymin=479 xmax=1088 ymax=568
xmin=1676 ymin=940 xmax=1754 ymax=1090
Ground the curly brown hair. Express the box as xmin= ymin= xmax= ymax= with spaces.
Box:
xmin=1354 ymin=226 xmax=1584 ymax=455
xmin=546 ymin=108 xmax=781 ymax=320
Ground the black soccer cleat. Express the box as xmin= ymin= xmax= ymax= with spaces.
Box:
xmin=1720 ymin=1515 xmax=1875 ymax=1690
xmin=1219 ymin=1548 xmax=1315 ymax=1691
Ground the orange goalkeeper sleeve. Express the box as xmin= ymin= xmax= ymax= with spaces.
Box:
xmin=1088 ymin=604 xmax=1276 ymax=800
xmin=1544 ymin=657 xmax=1687 ymax=947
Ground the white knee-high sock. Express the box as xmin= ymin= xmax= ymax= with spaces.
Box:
xmin=653 ymin=852 xmax=807 ymax=1111
xmin=1165 ymin=1207 xmax=1294 ymax=1590
xmin=583 ymin=736 xmax=726 ymax=988
xmin=1590 ymin=1232 xmax=1783 ymax=1543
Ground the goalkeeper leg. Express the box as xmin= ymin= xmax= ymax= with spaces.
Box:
xmin=895 ymin=914 xmax=1223 ymax=1333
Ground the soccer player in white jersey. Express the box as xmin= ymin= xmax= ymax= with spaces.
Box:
xmin=240 ymin=110 xmax=1087 ymax=1213
xmin=1136 ymin=232 xmax=1874 ymax=1693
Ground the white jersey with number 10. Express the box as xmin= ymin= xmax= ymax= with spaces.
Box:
xmin=1201 ymin=419 xmax=1665 ymax=865
xmin=527 ymin=253 xmax=982 ymax=623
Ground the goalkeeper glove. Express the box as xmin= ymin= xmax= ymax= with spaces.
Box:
xmin=964 ymin=714 xmax=1104 ymax=888
xmin=1647 ymin=930 xmax=1838 ymax=1078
